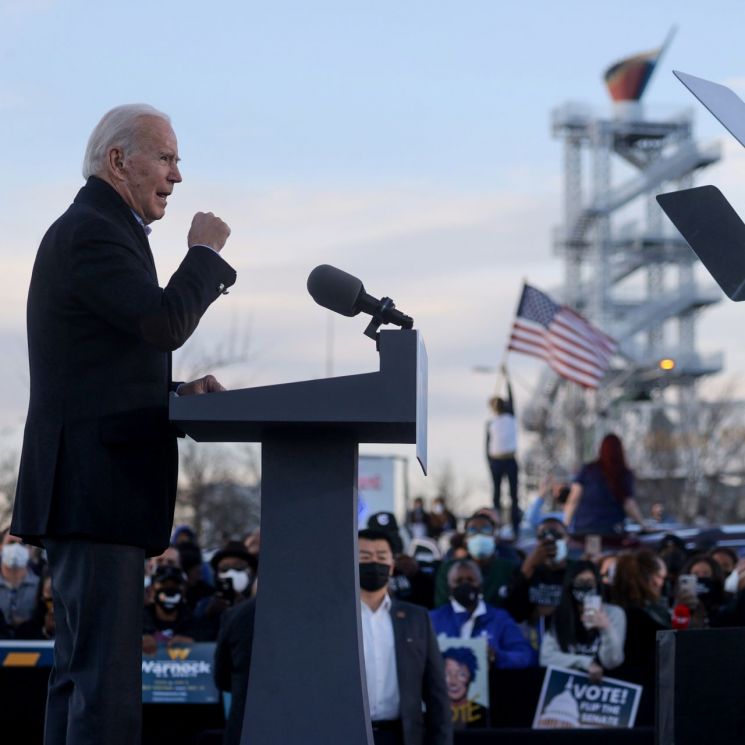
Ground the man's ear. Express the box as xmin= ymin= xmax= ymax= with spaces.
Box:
xmin=106 ymin=147 xmax=126 ymax=180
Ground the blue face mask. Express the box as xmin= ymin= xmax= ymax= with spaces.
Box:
xmin=467 ymin=534 xmax=496 ymax=559
xmin=554 ymin=539 xmax=568 ymax=563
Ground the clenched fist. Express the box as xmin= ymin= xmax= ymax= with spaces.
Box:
xmin=188 ymin=212 xmax=231 ymax=252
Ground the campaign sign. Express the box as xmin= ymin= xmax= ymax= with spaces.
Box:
xmin=533 ymin=666 xmax=641 ymax=729
xmin=358 ymin=455 xmax=396 ymax=525
xmin=141 ymin=642 xmax=219 ymax=704
xmin=0 ymin=640 xmax=54 ymax=667
xmin=437 ymin=636 xmax=490 ymax=729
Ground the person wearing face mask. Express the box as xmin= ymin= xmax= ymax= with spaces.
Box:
xmin=712 ymin=556 xmax=745 ymax=628
xmin=430 ymin=560 xmax=535 ymax=669
xmin=0 ymin=530 xmax=40 ymax=629
xmin=674 ymin=554 xmax=725 ymax=628
xmin=434 ymin=513 xmax=519 ymax=608
xmin=428 ymin=497 xmax=456 ymax=539
xmin=503 ymin=518 xmax=571 ymax=626
xmin=657 ymin=534 xmax=688 ymax=603
xmin=142 ymin=565 xmax=198 ymax=653
xmin=358 ymin=529 xmax=452 ymax=745
xmin=710 ymin=547 xmax=738 ymax=579
xmin=194 ymin=541 xmax=257 ymax=641
xmin=540 ymin=560 xmax=625 ymax=683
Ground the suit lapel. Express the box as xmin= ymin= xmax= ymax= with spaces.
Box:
xmin=126 ymin=216 xmax=158 ymax=283
xmin=390 ymin=600 xmax=409 ymax=690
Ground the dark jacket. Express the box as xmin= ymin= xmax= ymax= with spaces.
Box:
xmin=214 ymin=598 xmax=256 ymax=745
xmin=389 ymin=598 xmax=452 ymax=745
xmin=214 ymin=598 xmax=451 ymax=745
xmin=11 ymin=176 xmax=236 ymax=556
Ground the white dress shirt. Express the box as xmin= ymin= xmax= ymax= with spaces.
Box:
xmin=360 ymin=594 xmax=401 ymax=721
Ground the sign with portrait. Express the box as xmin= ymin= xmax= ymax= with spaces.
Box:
xmin=533 ymin=666 xmax=642 ymax=729
xmin=437 ymin=636 xmax=490 ymax=729
xmin=141 ymin=642 xmax=219 ymax=704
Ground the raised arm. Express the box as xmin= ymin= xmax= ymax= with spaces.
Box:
xmin=563 ymin=483 xmax=583 ymax=528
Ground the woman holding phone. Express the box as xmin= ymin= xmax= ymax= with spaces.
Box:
xmin=539 ymin=560 xmax=626 ymax=682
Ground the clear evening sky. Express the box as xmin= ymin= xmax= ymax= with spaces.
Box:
xmin=2 ymin=0 xmax=745 ymax=507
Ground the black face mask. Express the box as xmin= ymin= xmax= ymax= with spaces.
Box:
xmin=697 ymin=577 xmax=722 ymax=607
xmin=359 ymin=562 xmax=391 ymax=592
xmin=452 ymin=583 xmax=480 ymax=610
xmin=572 ymin=583 xmax=597 ymax=605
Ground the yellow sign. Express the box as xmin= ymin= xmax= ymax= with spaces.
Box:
xmin=3 ymin=652 xmax=41 ymax=667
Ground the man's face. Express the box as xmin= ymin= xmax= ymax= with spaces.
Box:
xmin=448 ymin=564 xmax=480 ymax=592
xmin=464 ymin=517 xmax=495 ymax=539
xmin=537 ymin=520 xmax=567 ymax=544
xmin=116 ymin=116 xmax=182 ymax=224
xmin=359 ymin=539 xmax=393 ymax=571
xmin=154 ymin=581 xmax=184 ymax=610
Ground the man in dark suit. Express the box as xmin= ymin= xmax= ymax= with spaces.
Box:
xmin=358 ymin=529 xmax=452 ymax=745
xmin=10 ymin=104 xmax=237 ymax=745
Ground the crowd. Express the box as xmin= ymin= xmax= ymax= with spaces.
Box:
xmin=3 ymin=449 xmax=745 ymax=742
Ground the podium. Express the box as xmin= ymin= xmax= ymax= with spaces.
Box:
xmin=170 ymin=329 xmax=427 ymax=745
xmin=657 ymin=628 xmax=745 ymax=745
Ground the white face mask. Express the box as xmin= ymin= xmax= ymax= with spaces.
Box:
xmin=2 ymin=543 xmax=30 ymax=569
xmin=724 ymin=568 xmax=740 ymax=595
xmin=219 ymin=569 xmax=250 ymax=594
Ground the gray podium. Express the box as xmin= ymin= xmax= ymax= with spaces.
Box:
xmin=170 ymin=328 xmax=427 ymax=745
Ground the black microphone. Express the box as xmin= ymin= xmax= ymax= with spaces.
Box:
xmin=307 ymin=265 xmax=414 ymax=339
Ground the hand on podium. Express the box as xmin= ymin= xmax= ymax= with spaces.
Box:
xmin=178 ymin=374 xmax=226 ymax=396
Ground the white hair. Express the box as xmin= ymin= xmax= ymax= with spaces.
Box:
xmin=82 ymin=104 xmax=171 ymax=179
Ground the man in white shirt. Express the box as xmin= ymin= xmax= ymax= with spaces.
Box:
xmin=359 ymin=529 xmax=452 ymax=745
xmin=486 ymin=366 xmax=521 ymax=538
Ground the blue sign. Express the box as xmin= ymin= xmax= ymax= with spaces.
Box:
xmin=141 ymin=643 xmax=219 ymax=704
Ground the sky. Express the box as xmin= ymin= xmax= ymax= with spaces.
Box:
xmin=2 ymin=0 xmax=745 ymax=511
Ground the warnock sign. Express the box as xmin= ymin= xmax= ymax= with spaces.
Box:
xmin=141 ymin=642 xmax=219 ymax=704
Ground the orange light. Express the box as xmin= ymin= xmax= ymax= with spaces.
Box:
xmin=659 ymin=358 xmax=676 ymax=371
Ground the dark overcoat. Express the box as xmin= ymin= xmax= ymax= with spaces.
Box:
xmin=11 ymin=176 xmax=236 ymax=556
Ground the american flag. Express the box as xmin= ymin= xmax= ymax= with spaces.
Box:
xmin=508 ymin=284 xmax=617 ymax=389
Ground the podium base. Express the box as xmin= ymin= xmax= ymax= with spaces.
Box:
xmin=240 ymin=429 xmax=373 ymax=745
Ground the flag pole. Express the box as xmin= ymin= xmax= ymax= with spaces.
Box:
xmin=496 ymin=280 xmax=527 ymax=395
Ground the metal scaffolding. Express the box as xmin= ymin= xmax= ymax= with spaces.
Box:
xmin=523 ymin=101 xmax=723 ymax=483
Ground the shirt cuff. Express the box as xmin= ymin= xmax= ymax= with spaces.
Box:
xmin=191 ymin=243 xmax=220 ymax=255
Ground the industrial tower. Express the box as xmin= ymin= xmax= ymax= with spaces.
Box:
xmin=522 ymin=66 xmax=724 ymax=496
